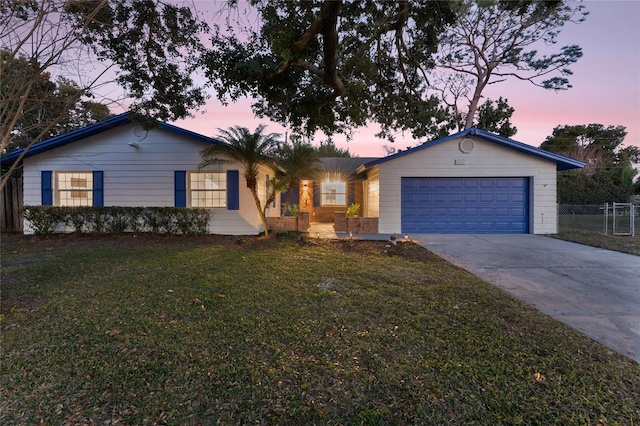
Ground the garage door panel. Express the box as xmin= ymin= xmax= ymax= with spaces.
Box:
xmin=401 ymin=177 xmax=529 ymax=234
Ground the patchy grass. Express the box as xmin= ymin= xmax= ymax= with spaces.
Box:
xmin=553 ymin=232 xmax=640 ymax=256
xmin=1 ymin=234 xmax=639 ymax=425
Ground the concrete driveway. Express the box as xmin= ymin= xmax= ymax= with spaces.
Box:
xmin=410 ymin=234 xmax=640 ymax=364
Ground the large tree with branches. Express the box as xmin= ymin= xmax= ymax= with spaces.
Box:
xmin=204 ymin=0 xmax=459 ymax=141
xmin=541 ymin=124 xmax=638 ymax=203
xmin=1 ymin=0 xmax=209 ymax=189
xmin=435 ymin=0 xmax=587 ymax=130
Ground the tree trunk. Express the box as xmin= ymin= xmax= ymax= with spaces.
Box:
xmin=278 ymin=181 xmax=299 ymax=226
xmin=465 ymin=78 xmax=486 ymax=130
xmin=249 ymin=186 xmax=270 ymax=237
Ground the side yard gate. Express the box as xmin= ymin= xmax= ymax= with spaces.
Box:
xmin=558 ymin=203 xmax=638 ymax=237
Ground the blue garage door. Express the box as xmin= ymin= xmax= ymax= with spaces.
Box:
xmin=401 ymin=177 xmax=529 ymax=234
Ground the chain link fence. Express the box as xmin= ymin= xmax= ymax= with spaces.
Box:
xmin=558 ymin=203 xmax=639 ymax=237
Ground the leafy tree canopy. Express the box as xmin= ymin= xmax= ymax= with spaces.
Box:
xmin=541 ymin=124 xmax=638 ymax=203
xmin=203 ymin=0 xmax=459 ymax=141
xmin=1 ymin=50 xmax=111 ymax=153
xmin=314 ymin=140 xmax=351 ymax=158
xmin=65 ymin=0 xmax=209 ymax=122
xmin=1 ymin=0 xmax=210 ymax=188
xmin=475 ymin=97 xmax=517 ymax=138
xmin=540 ymin=124 xmax=631 ymax=169
xmin=203 ymin=0 xmax=585 ymax=142
xmin=435 ymin=0 xmax=587 ymax=130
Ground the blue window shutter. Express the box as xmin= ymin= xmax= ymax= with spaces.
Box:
xmin=348 ymin=181 xmax=355 ymax=205
xmin=174 ymin=171 xmax=187 ymax=207
xmin=41 ymin=171 xmax=53 ymax=206
xmin=282 ymin=185 xmax=301 ymax=215
xmin=227 ymin=170 xmax=239 ymax=210
xmin=93 ymin=171 xmax=104 ymax=206
xmin=313 ymin=181 xmax=320 ymax=207
xmin=291 ymin=184 xmax=300 ymax=206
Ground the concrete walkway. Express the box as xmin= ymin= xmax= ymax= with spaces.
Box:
xmin=307 ymin=224 xmax=640 ymax=363
xmin=308 ymin=223 xmax=394 ymax=241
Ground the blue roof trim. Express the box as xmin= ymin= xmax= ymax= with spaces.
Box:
xmin=1 ymin=112 xmax=224 ymax=167
xmin=359 ymin=128 xmax=585 ymax=172
xmin=157 ymin=121 xmax=225 ymax=146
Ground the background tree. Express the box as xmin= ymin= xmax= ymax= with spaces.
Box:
xmin=434 ymin=0 xmax=587 ymax=130
xmin=199 ymin=125 xmax=281 ymax=237
xmin=1 ymin=50 xmax=111 ymax=153
xmin=204 ymin=0 xmax=458 ymax=141
xmin=1 ymin=0 xmax=209 ymax=189
xmin=277 ymin=139 xmax=323 ymax=211
xmin=540 ymin=124 xmax=637 ymax=203
xmin=314 ymin=140 xmax=351 ymax=158
xmin=475 ymin=97 xmax=517 ymax=137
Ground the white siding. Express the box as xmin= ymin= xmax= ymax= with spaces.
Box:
xmin=371 ymin=136 xmax=558 ymax=234
xmin=22 ymin=124 xmax=278 ymax=235
xmin=364 ymin=166 xmax=380 ymax=218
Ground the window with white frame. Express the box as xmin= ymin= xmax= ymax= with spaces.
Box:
xmin=57 ymin=172 xmax=93 ymax=206
xmin=190 ymin=172 xmax=226 ymax=208
xmin=321 ymin=181 xmax=346 ymax=206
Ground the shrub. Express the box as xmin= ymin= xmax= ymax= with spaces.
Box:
xmin=347 ymin=203 xmax=360 ymax=217
xmin=286 ymin=204 xmax=300 ymax=217
xmin=175 ymin=208 xmax=211 ymax=235
xmin=22 ymin=206 xmax=211 ymax=235
xmin=22 ymin=206 xmax=63 ymax=235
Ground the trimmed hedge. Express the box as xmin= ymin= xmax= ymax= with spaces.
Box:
xmin=22 ymin=206 xmax=211 ymax=236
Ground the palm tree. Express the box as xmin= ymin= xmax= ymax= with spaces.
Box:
xmin=277 ymin=139 xmax=323 ymax=215
xmin=200 ymin=125 xmax=280 ymax=237
xmin=263 ymin=173 xmax=288 ymax=220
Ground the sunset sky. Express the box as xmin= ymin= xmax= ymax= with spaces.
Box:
xmin=170 ymin=0 xmax=640 ymax=158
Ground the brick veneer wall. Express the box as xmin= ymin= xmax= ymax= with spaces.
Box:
xmin=334 ymin=212 xmax=378 ymax=233
xmin=346 ymin=217 xmax=379 ymax=233
xmin=334 ymin=212 xmax=347 ymax=232
xmin=267 ymin=211 xmax=310 ymax=232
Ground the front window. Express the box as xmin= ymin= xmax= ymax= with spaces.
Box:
xmin=321 ymin=181 xmax=346 ymax=206
xmin=57 ymin=172 xmax=93 ymax=206
xmin=190 ymin=172 xmax=226 ymax=208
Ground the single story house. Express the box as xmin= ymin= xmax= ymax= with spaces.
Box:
xmin=282 ymin=157 xmax=378 ymax=223
xmin=286 ymin=128 xmax=584 ymax=234
xmin=1 ymin=114 xmax=584 ymax=235
xmin=0 ymin=113 xmax=281 ymax=235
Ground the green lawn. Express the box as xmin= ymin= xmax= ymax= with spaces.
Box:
xmin=1 ymin=234 xmax=639 ymax=425
xmin=557 ymin=213 xmax=640 ymax=256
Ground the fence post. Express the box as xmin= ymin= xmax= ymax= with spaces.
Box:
xmin=603 ymin=203 xmax=608 ymax=235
